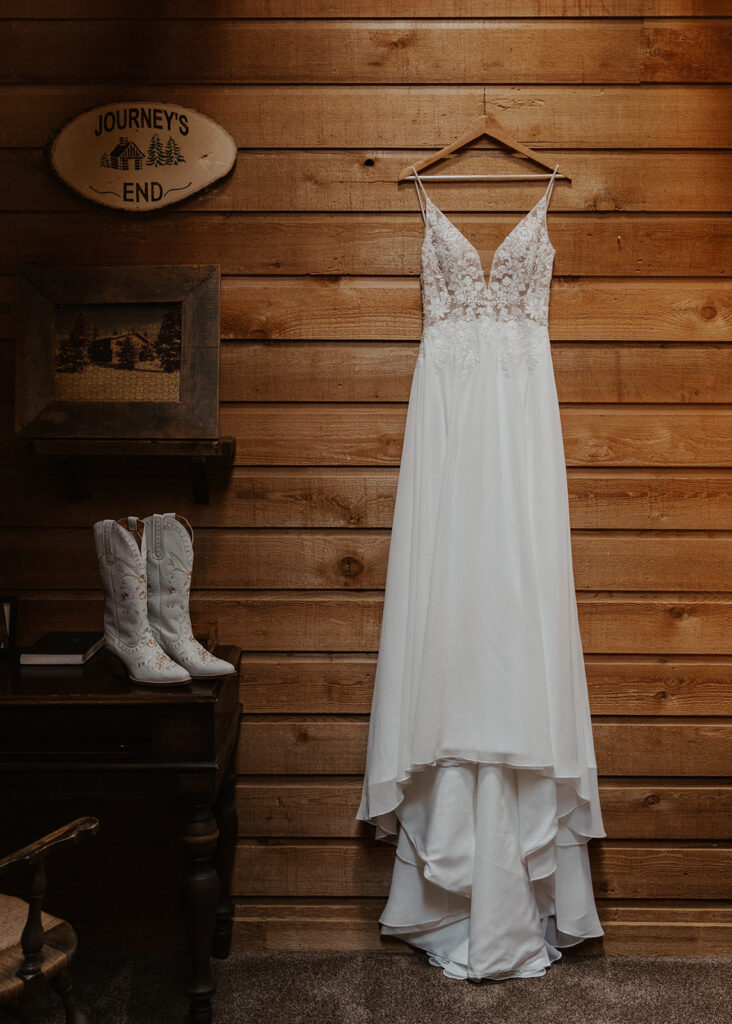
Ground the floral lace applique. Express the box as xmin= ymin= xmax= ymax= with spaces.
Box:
xmin=416 ymin=192 xmax=556 ymax=378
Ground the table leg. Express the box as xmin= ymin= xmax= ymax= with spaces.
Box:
xmin=180 ymin=780 xmax=220 ymax=1024
xmin=212 ymin=758 xmax=237 ymax=959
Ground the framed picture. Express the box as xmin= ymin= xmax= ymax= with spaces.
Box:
xmin=14 ymin=265 xmax=220 ymax=438
xmin=0 ymin=596 xmax=18 ymax=654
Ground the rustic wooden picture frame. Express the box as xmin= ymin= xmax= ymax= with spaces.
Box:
xmin=15 ymin=265 xmax=220 ymax=439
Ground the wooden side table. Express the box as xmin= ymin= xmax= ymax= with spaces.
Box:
xmin=0 ymin=645 xmax=242 ymax=1024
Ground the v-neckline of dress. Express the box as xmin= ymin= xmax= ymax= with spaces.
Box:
xmin=421 ymin=192 xmax=551 ymax=292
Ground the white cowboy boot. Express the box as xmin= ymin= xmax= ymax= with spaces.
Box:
xmin=143 ymin=513 xmax=235 ymax=678
xmin=93 ymin=517 xmax=192 ymax=686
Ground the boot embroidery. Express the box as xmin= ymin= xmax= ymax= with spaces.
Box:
xmin=93 ymin=518 xmax=191 ymax=686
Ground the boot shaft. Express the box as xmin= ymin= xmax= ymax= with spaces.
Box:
xmin=143 ymin=512 xmax=235 ymax=678
xmin=92 ymin=517 xmax=149 ymax=643
xmin=144 ymin=513 xmax=195 ymax=645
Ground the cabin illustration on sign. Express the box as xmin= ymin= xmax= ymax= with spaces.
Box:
xmin=109 ymin=137 xmax=144 ymax=171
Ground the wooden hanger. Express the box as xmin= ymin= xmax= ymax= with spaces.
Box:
xmin=398 ymin=112 xmax=571 ymax=182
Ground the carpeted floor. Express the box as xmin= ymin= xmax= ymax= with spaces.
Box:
xmin=6 ymin=950 xmax=731 ymax=1024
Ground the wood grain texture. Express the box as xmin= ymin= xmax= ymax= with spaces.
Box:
xmin=214 ymin=343 xmax=732 ymax=403
xmin=2 ymin=20 xmax=729 ymax=85
xmin=237 ymin=653 xmax=732 ymax=715
xmin=3 ymin=150 xmax=732 ymax=213
xmin=6 ymin=276 xmax=729 ymax=342
xmin=0 ymin=213 xmax=728 ymax=276
xmin=1 ymin=85 xmax=727 ymax=149
xmin=236 ymin=779 xmax=732 ymax=839
xmin=642 ymin=19 xmax=732 ymax=82
xmin=3 ymin=528 xmax=731 ymax=592
xmin=218 ymin=404 xmax=732 ymax=467
xmin=0 ymin=21 xmax=643 ymax=85
xmin=217 ymin=277 xmax=731 ymax=342
xmin=236 ymin=718 xmax=732 ymax=776
xmin=1 ymin=468 xmax=731 ymax=530
xmin=2 ymin=276 xmax=731 ymax=342
xmin=230 ymin=898 xmax=732 ymax=954
xmin=8 ymin=2 xmax=730 ymax=17
xmin=232 ymin=839 xmax=732 ymax=898
xmin=3 ymin=401 xmax=730 ymax=468
xmin=13 ymin=591 xmax=732 ymax=654
xmin=3 ymin=3 xmax=730 ymax=956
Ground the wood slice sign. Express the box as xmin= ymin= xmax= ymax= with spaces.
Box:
xmin=49 ymin=102 xmax=237 ymax=211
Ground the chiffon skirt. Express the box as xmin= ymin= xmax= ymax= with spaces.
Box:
xmin=357 ymin=325 xmax=606 ymax=979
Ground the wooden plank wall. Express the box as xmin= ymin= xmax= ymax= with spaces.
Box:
xmin=1 ymin=3 xmax=731 ymax=956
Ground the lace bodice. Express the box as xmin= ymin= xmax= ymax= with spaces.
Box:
xmin=412 ymin=164 xmax=559 ymax=377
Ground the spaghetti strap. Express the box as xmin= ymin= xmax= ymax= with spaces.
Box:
xmin=411 ymin=165 xmax=429 ymax=224
xmin=544 ymin=163 xmax=560 ymax=205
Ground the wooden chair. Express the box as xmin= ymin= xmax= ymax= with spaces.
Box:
xmin=0 ymin=817 xmax=99 ymax=1023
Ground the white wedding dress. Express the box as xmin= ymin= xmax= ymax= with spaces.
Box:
xmin=357 ymin=165 xmax=606 ymax=980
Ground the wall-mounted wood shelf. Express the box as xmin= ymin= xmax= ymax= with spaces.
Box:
xmin=28 ymin=437 xmax=236 ymax=504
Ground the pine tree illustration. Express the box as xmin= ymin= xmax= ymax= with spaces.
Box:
xmin=137 ymin=333 xmax=154 ymax=363
xmin=164 ymin=136 xmax=186 ymax=166
xmin=146 ymin=134 xmax=165 ymax=167
xmin=155 ymin=307 xmax=182 ymax=373
xmin=56 ymin=312 xmax=91 ymax=373
xmin=118 ymin=335 xmax=137 ymax=371
xmin=100 ymin=152 xmax=110 ymax=168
